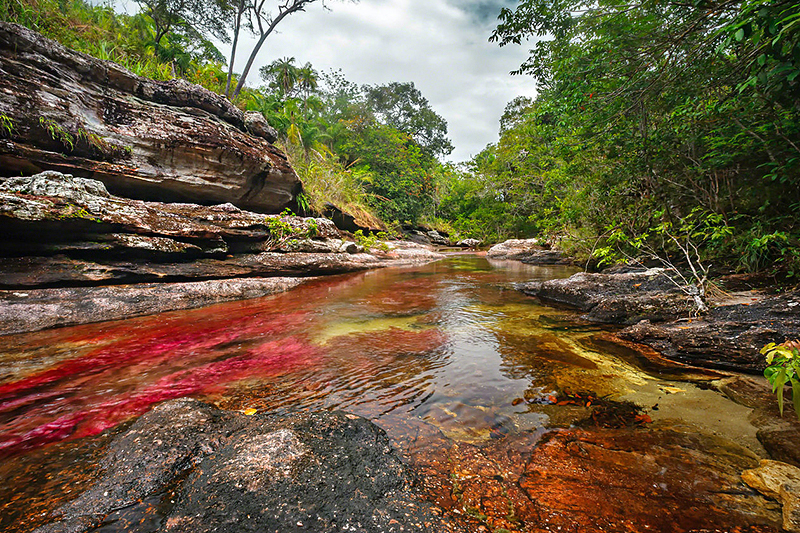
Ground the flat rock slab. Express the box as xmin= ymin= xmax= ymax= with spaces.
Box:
xmin=0 ymin=277 xmax=308 ymax=336
xmin=618 ymin=291 xmax=800 ymax=373
xmin=34 ymin=399 xmax=454 ymax=533
xmin=517 ymin=268 xmax=694 ymax=324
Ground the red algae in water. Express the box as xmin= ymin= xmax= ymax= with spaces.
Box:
xmin=0 ymin=310 xmax=320 ymax=457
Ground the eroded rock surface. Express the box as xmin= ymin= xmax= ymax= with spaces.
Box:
xmin=0 ymin=22 xmax=299 ymax=212
xmin=0 ymin=172 xmax=443 ymax=334
xmin=618 ymin=291 xmax=800 ymax=373
xmin=0 ymin=278 xmax=307 ymax=335
xmin=743 ymin=460 xmax=800 ymax=532
xmin=517 ymin=268 xmax=693 ymax=324
xmin=35 ymin=399 xmax=453 ymax=533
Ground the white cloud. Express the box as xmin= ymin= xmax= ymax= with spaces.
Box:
xmin=227 ymin=0 xmax=537 ymax=162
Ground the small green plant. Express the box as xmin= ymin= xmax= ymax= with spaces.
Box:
xmin=762 ymin=340 xmax=800 ymax=418
xmin=354 ymin=229 xmax=380 ymax=251
xmin=263 ymin=210 xmax=320 ymax=249
xmin=39 ymin=117 xmax=75 ymax=151
xmin=0 ymin=114 xmax=15 ymax=138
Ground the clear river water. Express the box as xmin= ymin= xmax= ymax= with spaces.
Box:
xmin=0 ymin=255 xmax=773 ymax=532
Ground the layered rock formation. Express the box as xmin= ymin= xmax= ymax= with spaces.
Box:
xmin=0 ymin=22 xmax=298 ymax=212
xmin=517 ymin=267 xmax=800 ymax=372
xmin=0 ymin=172 xmax=443 ymax=334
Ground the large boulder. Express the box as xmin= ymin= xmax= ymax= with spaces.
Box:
xmin=0 ymin=22 xmax=299 ymax=212
xmin=32 ymin=399 xmax=453 ymax=533
xmin=487 ymin=238 xmax=571 ymax=265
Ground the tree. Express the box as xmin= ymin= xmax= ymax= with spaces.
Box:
xmin=363 ymin=82 xmax=453 ymax=158
xmin=133 ymin=0 xmax=230 ymax=47
xmin=260 ymin=56 xmax=300 ymax=96
xmin=224 ymin=0 xmax=249 ymax=97
xmin=230 ymin=0 xmax=320 ymax=98
xmin=441 ymin=0 xmax=800 ymax=272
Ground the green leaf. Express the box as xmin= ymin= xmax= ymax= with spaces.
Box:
xmin=775 ymin=370 xmax=788 ymax=415
xmin=792 ymin=379 xmax=800 ymax=418
xmin=735 ymin=28 xmax=745 ymax=41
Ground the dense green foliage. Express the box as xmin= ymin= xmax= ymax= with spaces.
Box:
xmin=443 ymin=0 xmax=800 ymax=274
xmin=248 ymin=64 xmax=455 ymax=226
xmin=1 ymin=0 xmax=228 ymax=84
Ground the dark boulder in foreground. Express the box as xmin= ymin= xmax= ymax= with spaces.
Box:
xmin=35 ymin=399 xmax=453 ymax=533
xmin=0 ymin=22 xmax=299 ymax=212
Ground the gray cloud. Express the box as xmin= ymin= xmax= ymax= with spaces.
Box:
xmin=230 ymin=0 xmax=537 ymax=162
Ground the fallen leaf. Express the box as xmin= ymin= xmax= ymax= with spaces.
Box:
xmin=243 ymin=408 xmax=257 ymax=415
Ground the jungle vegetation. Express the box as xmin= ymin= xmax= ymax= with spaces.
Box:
xmin=2 ymin=0 xmax=798 ymax=278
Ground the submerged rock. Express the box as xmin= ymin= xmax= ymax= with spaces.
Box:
xmin=0 ymin=22 xmax=299 ymax=212
xmin=35 ymin=399 xmax=453 ymax=533
xmin=410 ymin=424 xmax=781 ymax=533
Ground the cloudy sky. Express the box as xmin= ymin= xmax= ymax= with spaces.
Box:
xmin=122 ymin=0 xmax=539 ymax=162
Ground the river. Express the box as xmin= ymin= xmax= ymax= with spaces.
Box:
xmin=0 ymin=255 xmax=776 ymax=532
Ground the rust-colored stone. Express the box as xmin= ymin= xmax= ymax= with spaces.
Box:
xmin=407 ymin=425 xmax=781 ymax=533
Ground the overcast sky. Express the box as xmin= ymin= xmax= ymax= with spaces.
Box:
xmin=121 ymin=0 xmax=539 ymax=162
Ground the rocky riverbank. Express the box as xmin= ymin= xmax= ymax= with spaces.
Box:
xmin=515 ymin=266 xmax=800 ymax=372
xmin=487 ymin=238 xmax=572 ymax=265
xmin=0 ymin=171 xmax=443 ymax=335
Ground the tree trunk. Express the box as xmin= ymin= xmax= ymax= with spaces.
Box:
xmin=225 ymin=8 xmax=243 ymax=99
xmin=232 ymin=3 xmax=306 ymax=98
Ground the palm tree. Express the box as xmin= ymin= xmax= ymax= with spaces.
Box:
xmin=260 ymin=57 xmax=300 ymax=97
xmin=296 ymin=62 xmax=319 ymax=105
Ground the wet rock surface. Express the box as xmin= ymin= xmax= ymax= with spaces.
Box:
xmin=618 ymin=291 xmax=800 ymax=373
xmin=743 ymin=460 xmax=800 ymax=532
xmin=487 ymin=239 xmax=572 ymax=265
xmin=34 ymin=399 xmax=454 ymax=533
xmin=0 ymin=22 xmax=299 ymax=212
xmin=0 ymin=277 xmax=307 ymax=336
xmin=516 ymin=266 xmax=800 ymax=372
xmin=717 ymin=375 xmax=800 ymax=468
